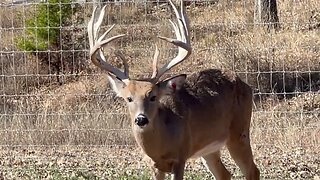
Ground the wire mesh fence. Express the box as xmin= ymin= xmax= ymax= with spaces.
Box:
xmin=0 ymin=0 xmax=319 ymax=179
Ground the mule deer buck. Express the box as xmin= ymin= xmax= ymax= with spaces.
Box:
xmin=87 ymin=0 xmax=260 ymax=179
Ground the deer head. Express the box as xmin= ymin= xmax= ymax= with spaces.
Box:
xmin=87 ymin=0 xmax=191 ymax=128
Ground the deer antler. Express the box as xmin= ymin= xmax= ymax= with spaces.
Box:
xmin=88 ymin=5 xmax=128 ymax=81
xmin=151 ymin=0 xmax=192 ymax=82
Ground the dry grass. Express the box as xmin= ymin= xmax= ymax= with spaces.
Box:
xmin=0 ymin=0 xmax=319 ymax=179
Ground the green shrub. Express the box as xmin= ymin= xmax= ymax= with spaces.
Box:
xmin=17 ymin=0 xmax=72 ymax=51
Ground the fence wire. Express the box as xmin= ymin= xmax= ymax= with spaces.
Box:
xmin=0 ymin=0 xmax=319 ymax=179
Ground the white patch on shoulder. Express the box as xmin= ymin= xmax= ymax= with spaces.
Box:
xmin=190 ymin=140 xmax=226 ymax=159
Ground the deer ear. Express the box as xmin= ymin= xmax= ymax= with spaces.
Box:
xmin=157 ymin=74 xmax=186 ymax=95
xmin=107 ymin=73 xmax=128 ymax=97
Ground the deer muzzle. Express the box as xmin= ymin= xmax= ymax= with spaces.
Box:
xmin=135 ymin=114 xmax=149 ymax=127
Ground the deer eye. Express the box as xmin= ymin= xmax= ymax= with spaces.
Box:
xmin=127 ymin=97 xmax=133 ymax=102
xmin=150 ymin=96 xmax=157 ymax=102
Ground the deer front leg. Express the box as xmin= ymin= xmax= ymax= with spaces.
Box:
xmin=152 ymin=167 xmax=165 ymax=180
xmin=171 ymin=162 xmax=185 ymax=180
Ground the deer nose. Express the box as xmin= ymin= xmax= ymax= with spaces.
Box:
xmin=135 ymin=114 xmax=149 ymax=127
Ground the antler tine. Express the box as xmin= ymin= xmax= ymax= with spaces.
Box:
xmin=151 ymin=0 xmax=192 ymax=82
xmin=88 ymin=5 xmax=128 ymax=80
xmin=151 ymin=45 xmax=160 ymax=79
xmin=114 ymin=50 xmax=129 ymax=77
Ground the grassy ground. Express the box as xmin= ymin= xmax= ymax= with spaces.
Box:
xmin=0 ymin=0 xmax=319 ymax=179
xmin=0 ymin=145 xmax=319 ymax=179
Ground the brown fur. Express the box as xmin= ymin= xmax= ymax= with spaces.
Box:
xmin=110 ymin=68 xmax=260 ymax=180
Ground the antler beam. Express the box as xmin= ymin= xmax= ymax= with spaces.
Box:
xmin=151 ymin=0 xmax=192 ymax=82
xmin=88 ymin=5 xmax=128 ymax=80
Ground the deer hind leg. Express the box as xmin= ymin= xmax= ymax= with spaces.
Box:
xmin=201 ymin=151 xmax=231 ymax=180
xmin=226 ymin=131 xmax=260 ymax=180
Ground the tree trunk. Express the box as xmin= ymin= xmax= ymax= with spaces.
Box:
xmin=254 ymin=0 xmax=279 ymax=30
